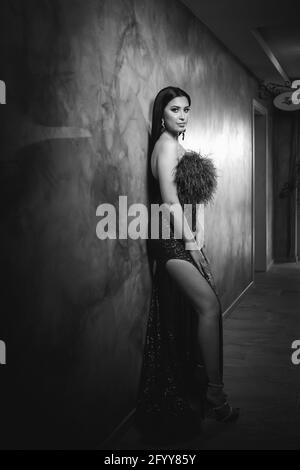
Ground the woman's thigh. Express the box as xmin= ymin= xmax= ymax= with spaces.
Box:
xmin=165 ymin=258 xmax=219 ymax=314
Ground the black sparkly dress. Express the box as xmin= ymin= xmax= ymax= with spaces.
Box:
xmin=135 ymin=151 xmax=223 ymax=444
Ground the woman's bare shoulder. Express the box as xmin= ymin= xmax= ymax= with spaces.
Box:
xmin=177 ymin=143 xmax=187 ymax=160
xmin=154 ymin=136 xmax=179 ymax=161
xmin=156 ymin=135 xmax=177 ymax=151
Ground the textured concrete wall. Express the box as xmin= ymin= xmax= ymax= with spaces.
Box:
xmin=0 ymin=0 xmax=262 ymax=447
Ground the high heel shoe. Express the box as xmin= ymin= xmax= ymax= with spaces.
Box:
xmin=206 ymin=382 xmax=240 ymax=423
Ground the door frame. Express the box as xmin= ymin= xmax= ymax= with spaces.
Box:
xmin=252 ymin=99 xmax=269 ymax=277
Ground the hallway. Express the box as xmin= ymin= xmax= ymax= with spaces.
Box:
xmin=111 ymin=262 xmax=300 ymax=450
xmin=2 ymin=0 xmax=300 ymax=450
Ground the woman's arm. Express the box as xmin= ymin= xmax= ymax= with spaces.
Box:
xmin=156 ymin=141 xmax=199 ymax=249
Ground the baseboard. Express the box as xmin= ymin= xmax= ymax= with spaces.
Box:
xmin=255 ymin=258 xmax=274 ymax=273
xmin=222 ymin=280 xmax=254 ymax=320
xmin=274 ymin=256 xmax=299 ymax=263
xmin=267 ymin=258 xmax=274 ymax=271
xmin=98 ymin=408 xmax=136 ymax=450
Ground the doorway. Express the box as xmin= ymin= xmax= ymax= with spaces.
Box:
xmin=252 ymin=100 xmax=269 ymax=273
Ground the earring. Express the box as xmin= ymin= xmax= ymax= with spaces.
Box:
xmin=182 ymin=130 xmax=186 ymax=140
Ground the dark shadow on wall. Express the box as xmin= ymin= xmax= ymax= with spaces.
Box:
xmin=0 ymin=140 xmax=106 ymax=449
xmin=274 ymin=110 xmax=300 ymax=262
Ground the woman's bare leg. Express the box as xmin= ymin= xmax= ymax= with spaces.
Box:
xmin=165 ymin=258 xmax=222 ymax=384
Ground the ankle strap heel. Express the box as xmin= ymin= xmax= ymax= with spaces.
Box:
xmin=206 ymin=383 xmax=239 ymax=423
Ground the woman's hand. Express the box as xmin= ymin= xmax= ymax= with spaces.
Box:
xmin=195 ymin=227 xmax=204 ymax=250
xmin=201 ymin=244 xmax=210 ymax=264
xmin=189 ymin=248 xmax=205 ymax=274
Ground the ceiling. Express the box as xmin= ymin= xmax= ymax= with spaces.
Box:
xmin=180 ymin=0 xmax=300 ymax=87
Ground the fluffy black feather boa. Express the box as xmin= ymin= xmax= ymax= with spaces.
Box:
xmin=174 ymin=150 xmax=218 ymax=207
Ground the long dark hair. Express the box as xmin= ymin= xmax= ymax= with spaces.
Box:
xmin=146 ymin=87 xmax=191 ymax=276
xmin=149 ymin=86 xmax=191 ymax=156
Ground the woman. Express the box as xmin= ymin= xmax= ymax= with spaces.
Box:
xmin=135 ymin=86 xmax=239 ymax=444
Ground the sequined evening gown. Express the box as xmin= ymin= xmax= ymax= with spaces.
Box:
xmin=135 ymin=151 xmax=223 ymax=444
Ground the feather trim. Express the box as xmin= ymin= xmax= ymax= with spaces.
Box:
xmin=174 ymin=150 xmax=218 ymax=207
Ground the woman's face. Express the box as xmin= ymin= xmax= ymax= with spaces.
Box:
xmin=163 ymin=96 xmax=190 ymax=135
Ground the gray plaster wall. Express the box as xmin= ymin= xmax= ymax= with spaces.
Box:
xmin=0 ymin=0 xmax=270 ymax=448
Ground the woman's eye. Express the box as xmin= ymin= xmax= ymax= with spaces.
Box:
xmin=170 ymin=107 xmax=190 ymax=113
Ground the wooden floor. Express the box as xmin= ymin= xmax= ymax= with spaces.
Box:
xmin=110 ymin=262 xmax=300 ymax=450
